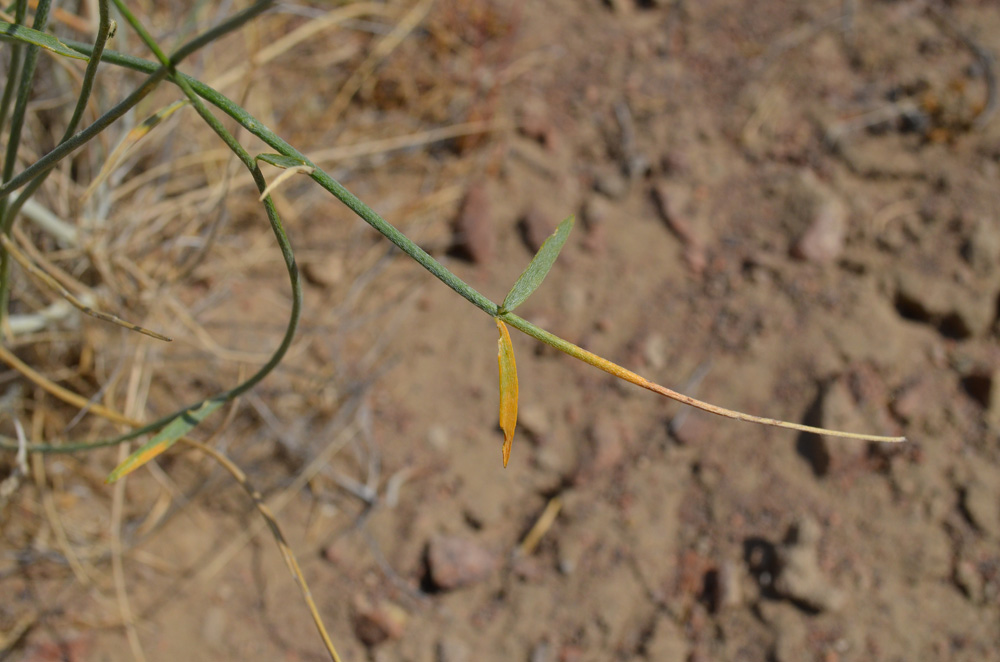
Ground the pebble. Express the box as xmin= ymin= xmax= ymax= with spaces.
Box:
xmin=426 ymin=425 xmax=450 ymax=451
xmin=784 ymin=171 xmax=847 ymax=264
xmin=352 ymin=595 xmax=408 ymax=646
xmin=519 ymin=205 xmax=555 ymax=253
xmin=642 ymin=615 xmax=689 ymax=662
xmin=798 ymin=378 xmax=868 ymax=477
xmin=437 ymin=637 xmax=471 ymax=662
xmin=581 ymin=196 xmax=613 ymax=230
xmin=890 ymin=375 xmax=936 ymax=424
xmin=791 ymin=194 xmax=846 ymax=263
xmin=426 ymin=536 xmax=499 ymax=591
xmin=652 ymin=182 xmax=706 ymax=275
xmin=962 ymin=218 xmax=1000 ymax=275
xmin=453 ymin=181 xmax=494 ymax=264
xmin=592 ymin=167 xmax=629 ymax=199
xmin=302 ymin=256 xmax=345 ymax=288
xmin=774 ymin=516 xmax=846 ymax=612
xmin=954 ymin=558 xmax=985 ymax=604
xmin=518 ymin=97 xmax=556 ymax=148
xmin=894 ymin=268 xmax=992 ymax=339
xmin=760 ymin=602 xmax=808 ymax=662
xmin=962 ymin=478 xmax=1000 ymax=539
xmin=517 ymin=404 xmax=551 ymax=442
xmin=574 ymin=413 xmax=627 ymax=483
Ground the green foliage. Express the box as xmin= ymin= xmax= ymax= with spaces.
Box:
xmin=107 ymin=400 xmax=224 ymax=483
xmin=0 ymin=21 xmax=88 ymax=60
xmin=501 ymin=215 xmax=574 ymax=314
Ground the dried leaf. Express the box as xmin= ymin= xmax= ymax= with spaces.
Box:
xmin=496 ymin=318 xmax=518 ymax=467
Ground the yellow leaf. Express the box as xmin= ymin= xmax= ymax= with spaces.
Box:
xmin=496 ymin=318 xmax=518 ymax=467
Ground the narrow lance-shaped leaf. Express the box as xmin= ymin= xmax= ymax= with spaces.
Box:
xmin=0 ymin=21 xmax=89 ymax=60
xmin=501 ymin=215 xmax=574 ymax=313
xmin=496 ymin=318 xmax=519 ymax=467
xmin=106 ymin=399 xmax=224 ymax=483
xmin=256 ymin=153 xmax=310 ymax=169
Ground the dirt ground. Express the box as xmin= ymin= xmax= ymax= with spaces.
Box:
xmin=4 ymin=0 xmax=1000 ymax=660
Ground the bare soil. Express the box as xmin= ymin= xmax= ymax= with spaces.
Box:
xmin=4 ymin=1 xmax=1000 ymax=661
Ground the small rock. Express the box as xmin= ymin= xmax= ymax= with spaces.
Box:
xmin=962 ymin=480 xmax=1000 ymax=539
xmin=581 ymin=196 xmax=613 ymax=230
xmin=560 ymin=285 xmax=587 ymax=315
xmin=302 ymin=257 xmax=345 ymax=288
xmin=791 ymin=195 xmax=846 ymax=263
xmin=652 ymin=182 xmax=706 ymax=275
xmin=574 ymin=414 xmax=627 ymax=483
xmin=890 ymin=375 xmax=936 ymax=424
xmin=453 ymin=182 xmax=494 ymax=264
xmin=529 ymin=639 xmax=553 ymax=662
xmin=426 ymin=425 xmax=450 ymax=451
xmin=894 ymin=268 xmax=992 ymax=339
xmin=712 ymin=560 xmax=744 ymax=610
xmin=760 ymin=602 xmax=809 ymax=662
xmin=352 ymin=595 xmax=408 ymax=646
xmin=557 ymin=530 xmax=589 ymax=575
xmin=643 ymin=615 xmax=689 ymax=662
xmin=519 ymin=97 xmax=556 ymax=148
xmin=201 ymin=606 xmax=228 ymax=651
xmin=798 ymin=378 xmax=869 ymax=477
xmin=954 ymin=558 xmax=985 ymax=604
xmin=642 ymin=332 xmax=668 ymax=371
xmin=437 ymin=637 xmax=471 ymax=662
xmin=426 ymin=536 xmax=498 ymax=591
xmin=668 ymin=412 xmax=712 ymax=447
xmin=774 ymin=516 xmax=846 ymax=612
xmin=962 ymin=218 xmax=1000 ymax=275
xmin=519 ymin=206 xmax=555 ymax=253
xmin=592 ymin=167 xmax=629 ymax=199
xmin=23 ymin=634 xmax=92 ymax=662
xmin=518 ymin=405 xmax=550 ymax=443
xmin=784 ymin=171 xmax=847 ymax=264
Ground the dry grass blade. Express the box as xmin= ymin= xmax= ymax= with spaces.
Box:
xmin=0 ymin=343 xmax=343 ymax=661
xmin=258 ymin=164 xmax=315 ymax=201
xmin=81 ymin=99 xmax=190 ymax=203
xmin=518 ymin=495 xmax=561 ymax=556
xmin=308 ymin=119 xmax=503 ymax=166
xmin=0 ymin=233 xmax=172 ymax=341
xmin=207 ymin=2 xmax=395 ymax=90
xmin=325 ymin=0 xmax=436 ymax=125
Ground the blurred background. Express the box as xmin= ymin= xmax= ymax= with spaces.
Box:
xmin=2 ymin=0 xmax=999 ymax=660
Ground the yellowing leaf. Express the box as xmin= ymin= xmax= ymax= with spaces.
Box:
xmin=106 ymin=399 xmax=223 ymax=482
xmin=496 ymin=318 xmax=518 ymax=467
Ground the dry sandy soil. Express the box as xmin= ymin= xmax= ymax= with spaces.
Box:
xmin=3 ymin=0 xmax=1000 ymax=661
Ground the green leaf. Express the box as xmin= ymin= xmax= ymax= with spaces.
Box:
xmin=257 ymin=153 xmax=310 ymax=169
xmin=0 ymin=21 xmax=89 ymax=60
xmin=106 ymin=399 xmax=224 ymax=483
xmin=501 ymin=215 xmax=574 ymax=313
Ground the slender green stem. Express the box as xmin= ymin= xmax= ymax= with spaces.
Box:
xmin=1 ymin=0 xmax=48 ymax=183
xmin=0 ymin=0 xmax=273 ymax=201
xmin=57 ymin=42 xmax=501 ymax=318
xmin=2 ymin=0 xmax=111 ymax=227
xmin=0 ymin=0 xmax=28 ymax=132
xmin=0 ymin=0 xmax=51 ymax=337
xmin=0 ymin=2 xmax=297 ymax=453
